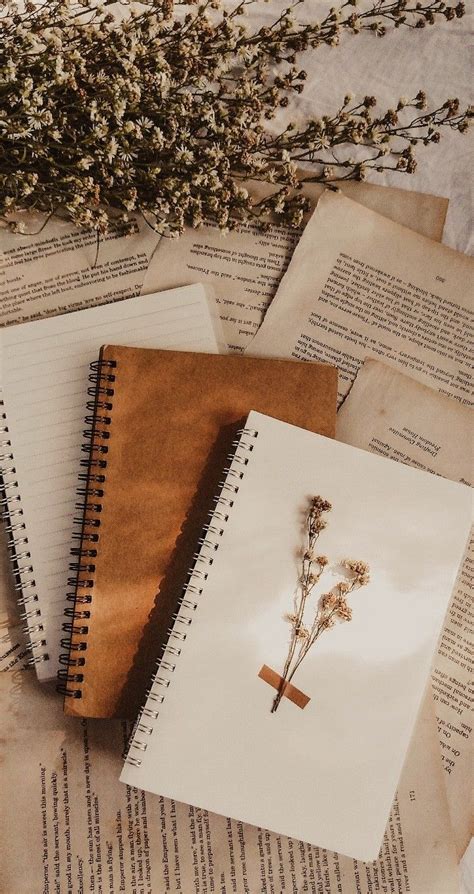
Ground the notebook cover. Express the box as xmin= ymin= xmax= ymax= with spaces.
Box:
xmin=64 ymin=347 xmax=337 ymax=718
xmin=120 ymin=410 xmax=471 ymax=861
xmin=0 ymin=284 xmax=223 ymax=681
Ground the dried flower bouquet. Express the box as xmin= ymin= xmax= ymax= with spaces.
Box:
xmin=0 ymin=0 xmax=471 ymax=237
xmin=270 ymin=496 xmax=370 ymax=713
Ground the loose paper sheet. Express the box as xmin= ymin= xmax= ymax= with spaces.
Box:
xmin=0 ymin=214 xmax=159 ymax=326
xmin=0 ymin=670 xmax=459 ymax=894
xmin=0 ymin=625 xmax=30 ymax=671
xmin=141 ymin=181 xmax=447 ymax=352
xmin=248 ymin=191 xmax=473 ymax=406
xmin=337 ymin=359 xmax=473 ymax=858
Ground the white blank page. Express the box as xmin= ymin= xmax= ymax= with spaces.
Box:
xmin=1 ymin=285 xmax=222 ymax=680
xmin=121 ymin=410 xmax=471 ymax=861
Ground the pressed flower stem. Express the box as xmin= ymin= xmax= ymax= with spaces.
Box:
xmin=271 ymin=498 xmax=370 ymax=713
xmin=271 ymin=502 xmax=328 ymax=713
xmin=271 ymin=612 xmax=337 ymax=712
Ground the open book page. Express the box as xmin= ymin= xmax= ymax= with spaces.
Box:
xmin=0 ymin=670 xmax=459 ymax=894
xmin=0 ymin=214 xmax=159 ymax=326
xmin=248 ymin=191 xmax=473 ymax=407
xmin=141 ymin=181 xmax=447 ymax=352
xmin=0 ymin=626 xmax=30 ymax=671
xmin=337 ymin=359 xmax=473 ymax=858
xmin=461 ymin=839 xmax=474 ymax=894
xmin=0 ymin=285 xmax=221 ymax=681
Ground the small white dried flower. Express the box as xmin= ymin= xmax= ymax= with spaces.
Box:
xmin=0 ymin=0 xmax=467 ymax=238
xmin=8 ymin=220 xmax=27 ymax=234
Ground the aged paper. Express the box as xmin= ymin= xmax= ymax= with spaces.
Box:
xmin=0 ymin=184 xmax=448 ymax=636
xmin=141 ymin=182 xmax=447 ymax=352
xmin=0 ymin=625 xmax=29 ymax=671
xmin=461 ymin=839 xmax=474 ymax=894
xmin=249 ymin=191 xmax=473 ymax=406
xmin=0 ymin=214 xmax=159 ymax=326
xmin=0 ymin=670 xmax=459 ymax=894
xmin=337 ymin=359 xmax=473 ymax=858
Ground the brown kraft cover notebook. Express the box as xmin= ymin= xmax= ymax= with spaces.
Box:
xmin=62 ymin=347 xmax=337 ymax=718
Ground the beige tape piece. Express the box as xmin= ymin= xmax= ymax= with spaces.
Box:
xmin=258 ymin=664 xmax=310 ymax=709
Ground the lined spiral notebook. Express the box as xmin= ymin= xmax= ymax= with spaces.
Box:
xmin=0 ymin=284 xmax=223 ymax=680
xmin=63 ymin=346 xmax=337 ymax=719
xmin=121 ymin=411 xmax=471 ymax=862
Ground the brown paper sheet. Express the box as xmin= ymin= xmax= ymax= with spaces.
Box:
xmin=65 ymin=349 xmax=337 ymax=718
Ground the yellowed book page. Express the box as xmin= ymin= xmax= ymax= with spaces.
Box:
xmin=248 ymin=191 xmax=473 ymax=407
xmin=0 ymin=214 xmax=159 ymax=326
xmin=0 ymin=625 xmax=29 ymax=670
xmin=337 ymin=358 xmax=473 ymax=858
xmin=141 ymin=182 xmax=447 ymax=352
xmin=0 ymin=670 xmax=459 ymax=894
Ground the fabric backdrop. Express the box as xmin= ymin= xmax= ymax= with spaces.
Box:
xmin=239 ymin=1 xmax=472 ymax=254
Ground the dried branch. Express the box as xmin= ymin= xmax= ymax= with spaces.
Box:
xmin=0 ymin=0 xmax=471 ymax=235
xmin=271 ymin=497 xmax=370 ymax=714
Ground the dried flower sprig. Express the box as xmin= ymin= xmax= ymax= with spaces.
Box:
xmin=0 ymin=0 xmax=471 ymax=236
xmin=271 ymin=497 xmax=370 ymax=713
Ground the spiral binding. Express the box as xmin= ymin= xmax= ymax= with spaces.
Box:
xmin=123 ymin=424 xmax=259 ymax=767
xmin=0 ymin=393 xmax=48 ymax=665
xmin=57 ymin=358 xmax=117 ymax=698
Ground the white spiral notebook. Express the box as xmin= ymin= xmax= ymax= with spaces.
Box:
xmin=122 ymin=410 xmax=471 ymax=862
xmin=0 ymin=284 xmax=223 ymax=680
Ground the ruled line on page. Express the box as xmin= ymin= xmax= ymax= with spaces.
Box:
xmin=1 ymin=285 xmax=220 ymax=680
xmin=5 ymin=306 xmax=209 ymax=355
xmin=6 ymin=321 xmax=212 ymax=380
xmin=4 ymin=300 xmax=205 ymax=349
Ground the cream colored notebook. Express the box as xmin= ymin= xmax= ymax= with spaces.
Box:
xmin=0 ymin=284 xmax=222 ymax=679
xmin=122 ymin=411 xmax=471 ymax=862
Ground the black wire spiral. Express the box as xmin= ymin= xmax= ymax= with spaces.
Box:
xmin=57 ymin=358 xmax=117 ymax=697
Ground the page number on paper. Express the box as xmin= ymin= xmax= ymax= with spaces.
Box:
xmin=409 ymin=790 xmax=416 ymax=802
xmin=436 ymin=275 xmax=446 ymax=283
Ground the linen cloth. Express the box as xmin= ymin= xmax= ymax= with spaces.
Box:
xmin=239 ymin=1 xmax=473 ymax=253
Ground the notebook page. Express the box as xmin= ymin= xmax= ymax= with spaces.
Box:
xmin=122 ymin=410 xmax=471 ymax=862
xmin=1 ymin=284 xmax=222 ymax=680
